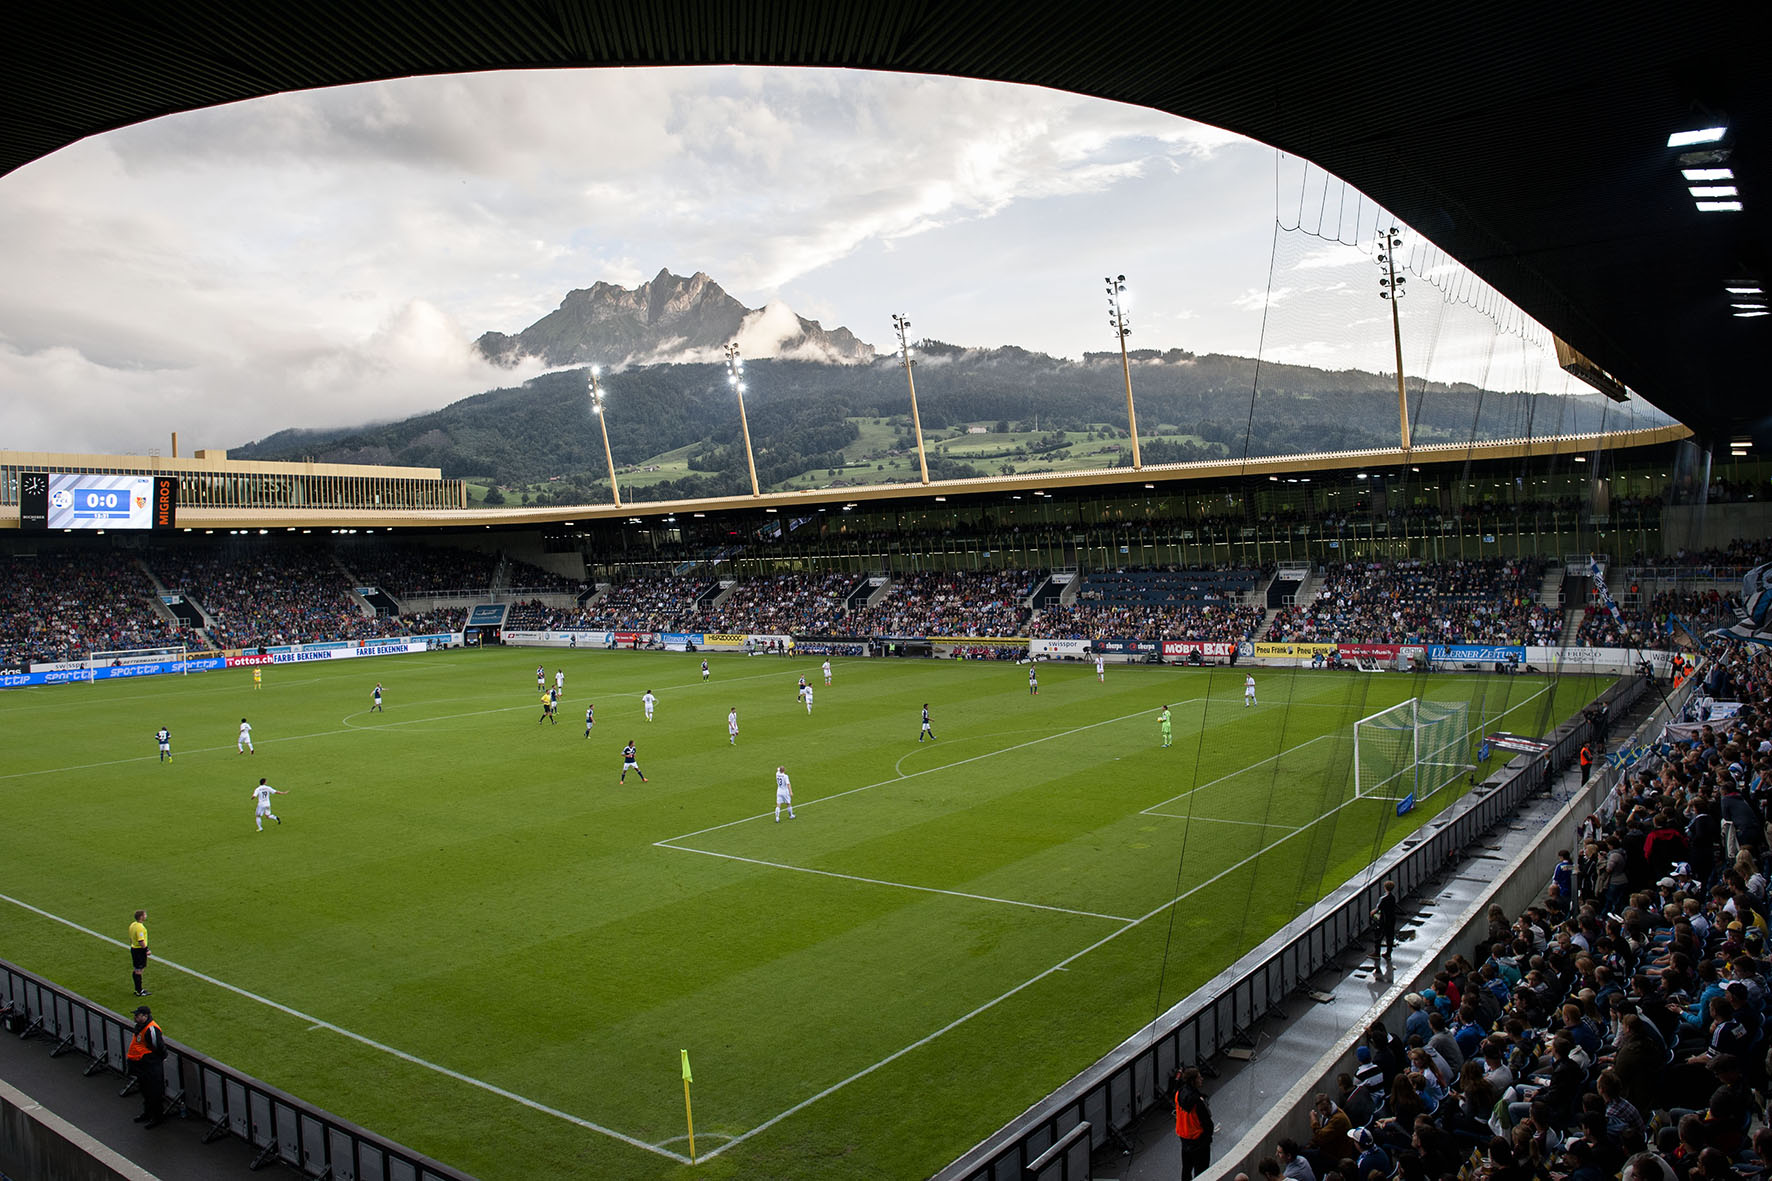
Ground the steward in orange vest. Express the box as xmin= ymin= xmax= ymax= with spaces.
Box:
xmin=128 ymin=1005 xmax=167 ymax=1126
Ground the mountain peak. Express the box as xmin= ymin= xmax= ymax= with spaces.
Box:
xmin=476 ymin=271 xmax=874 ymax=369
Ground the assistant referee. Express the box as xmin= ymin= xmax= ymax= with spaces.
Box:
xmin=130 ymin=909 xmax=152 ymax=996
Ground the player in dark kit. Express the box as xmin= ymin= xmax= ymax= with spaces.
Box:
xmin=155 ymin=727 xmax=172 ymax=762
xmin=620 ymin=741 xmax=648 ymax=783
xmin=918 ymin=704 xmax=937 ymax=741
xmin=584 ymin=704 xmax=594 ymax=737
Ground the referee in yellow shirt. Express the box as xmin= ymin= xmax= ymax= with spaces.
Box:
xmin=129 ymin=909 xmax=151 ymax=996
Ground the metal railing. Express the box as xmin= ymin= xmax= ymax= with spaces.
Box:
xmin=933 ymin=674 xmax=1643 ymax=1181
xmin=0 ymin=965 xmax=471 ymax=1181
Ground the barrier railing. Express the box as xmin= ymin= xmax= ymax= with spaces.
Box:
xmin=0 ymin=964 xmax=471 ymax=1181
xmin=933 ymin=674 xmax=1643 ymax=1181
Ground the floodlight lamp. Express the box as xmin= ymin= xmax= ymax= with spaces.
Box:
xmin=1696 ymin=201 xmax=1743 ymax=212
xmin=1725 ymin=286 xmax=1764 ymax=295
xmin=591 ymin=365 xmax=601 ymax=377
xmin=1690 ymin=185 xmax=1739 ymax=198
xmin=1116 ymin=274 xmax=1125 ymax=283
xmin=1683 ymin=168 xmax=1734 ymax=181
xmin=1667 ymin=126 xmax=1727 ymax=148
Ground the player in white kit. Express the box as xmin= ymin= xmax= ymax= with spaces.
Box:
xmin=1244 ymin=674 xmax=1257 ymax=706
xmin=1095 ymin=655 xmax=1105 ymax=683
xmin=238 ymin=717 xmax=254 ymax=754
xmin=802 ymin=685 xmax=814 ymax=714
xmin=642 ymin=690 xmax=656 ymax=721
xmin=822 ymin=659 xmax=832 ymax=686
xmin=251 ymin=778 xmax=284 ymax=830
xmin=728 ymin=708 xmax=739 ymax=745
xmin=774 ymin=766 xmax=796 ymax=822
xmin=555 ymin=669 xmax=564 ymax=692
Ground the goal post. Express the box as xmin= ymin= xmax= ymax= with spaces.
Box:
xmin=1353 ymin=697 xmax=1473 ymax=803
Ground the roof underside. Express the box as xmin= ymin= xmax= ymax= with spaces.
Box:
xmin=2 ymin=1 xmax=1763 ymax=443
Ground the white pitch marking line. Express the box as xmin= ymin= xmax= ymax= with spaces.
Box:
xmin=1141 ymin=734 xmax=1333 ymax=815
xmin=1156 ymin=815 xmax=1306 ymax=831
xmin=0 ymin=891 xmax=689 ymax=1164
xmin=658 ymin=700 xmax=1207 ymax=847
xmin=698 ymin=789 xmax=1374 ymax=1161
xmin=663 ymin=847 xmax=1137 ymax=923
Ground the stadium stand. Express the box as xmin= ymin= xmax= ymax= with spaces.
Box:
xmin=693 ymin=572 xmax=867 ymax=635
xmin=0 ymin=553 xmax=184 ymax=668
xmin=340 ymin=541 xmax=501 ymax=597
xmin=1270 ymin=559 xmax=1560 ymax=646
xmin=1029 ymin=568 xmax=1267 ymax=641
xmin=845 ymin=570 xmax=1038 ymax=638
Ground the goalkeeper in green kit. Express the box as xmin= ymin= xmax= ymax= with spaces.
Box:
xmin=1159 ymin=705 xmax=1172 ymax=748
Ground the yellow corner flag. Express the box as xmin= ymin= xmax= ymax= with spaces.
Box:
xmin=680 ymin=1050 xmax=696 ymax=1162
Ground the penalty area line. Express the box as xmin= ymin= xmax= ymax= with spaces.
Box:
xmin=0 ymin=891 xmax=689 ymax=1164
xmin=658 ymin=847 xmax=1137 ymax=922
xmin=700 ymin=786 xmax=1372 ymax=1160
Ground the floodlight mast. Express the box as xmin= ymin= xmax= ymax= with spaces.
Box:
xmin=724 ymin=342 xmax=761 ymax=497
xmin=891 ymin=313 xmax=930 ymax=485
xmin=1377 ymin=227 xmax=1412 ymax=451
xmin=1105 ymin=274 xmax=1143 ymax=469
xmin=588 ymin=366 xmax=621 ymax=507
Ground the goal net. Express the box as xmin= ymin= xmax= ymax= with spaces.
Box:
xmin=1353 ymin=698 xmax=1473 ymax=803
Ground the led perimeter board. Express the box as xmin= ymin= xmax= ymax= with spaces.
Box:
xmin=20 ymin=472 xmax=178 ymax=530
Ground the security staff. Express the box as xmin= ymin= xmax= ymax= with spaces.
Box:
xmin=127 ymin=1005 xmax=167 ymax=1126
xmin=1579 ymin=743 xmax=1594 ymax=784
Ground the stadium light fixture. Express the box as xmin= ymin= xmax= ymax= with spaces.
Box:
xmin=588 ymin=366 xmax=622 ymax=507
xmin=1684 ymin=168 xmax=1735 ymax=181
xmin=724 ymin=342 xmax=762 ymax=497
xmin=891 ymin=313 xmax=931 ymax=485
xmin=1737 ymin=310 xmax=1770 ymax=318
xmin=1726 ymin=285 xmax=1764 ymax=295
xmin=1667 ymin=126 xmax=1727 ymax=147
xmin=1697 ymin=201 xmax=1744 ymax=212
xmin=1690 ymin=185 xmax=1739 ymax=198
xmin=1104 ymin=274 xmax=1143 ymax=469
xmin=1376 ymin=226 xmax=1412 ymax=451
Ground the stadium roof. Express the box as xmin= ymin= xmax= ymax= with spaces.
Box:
xmin=151 ymin=424 xmax=1688 ymax=531
xmin=2 ymin=2 xmax=1763 ymax=447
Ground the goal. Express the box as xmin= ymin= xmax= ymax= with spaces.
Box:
xmin=1353 ymin=698 xmax=1473 ymax=803
xmin=88 ymin=644 xmax=189 ymax=677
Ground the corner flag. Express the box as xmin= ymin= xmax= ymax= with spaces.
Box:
xmin=681 ymin=1050 xmax=696 ymax=1162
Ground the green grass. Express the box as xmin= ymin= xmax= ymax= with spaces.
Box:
xmin=0 ymin=653 xmax=1608 ymax=1180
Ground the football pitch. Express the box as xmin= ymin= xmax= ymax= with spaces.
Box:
xmin=0 ymin=650 xmax=1610 ymax=1180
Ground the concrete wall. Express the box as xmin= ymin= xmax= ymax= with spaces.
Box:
xmin=0 ymin=1078 xmax=161 ymax=1181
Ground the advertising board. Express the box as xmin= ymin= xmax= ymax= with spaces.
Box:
xmin=1161 ymin=640 xmax=1238 ymax=659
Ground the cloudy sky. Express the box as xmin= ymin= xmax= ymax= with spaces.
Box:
xmin=0 ymin=66 xmax=1604 ymax=456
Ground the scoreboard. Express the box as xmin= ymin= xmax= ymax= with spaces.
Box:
xmin=19 ymin=472 xmax=178 ymax=531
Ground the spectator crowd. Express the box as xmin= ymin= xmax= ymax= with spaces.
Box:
xmin=1272 ymin=560 xmax=1561 ymax=648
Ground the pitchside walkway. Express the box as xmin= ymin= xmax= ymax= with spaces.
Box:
xmin=0 ymin=1024 xmax=238 ymax=1181
xmin=1090 ymin=745 xmax=1601 ymax=1181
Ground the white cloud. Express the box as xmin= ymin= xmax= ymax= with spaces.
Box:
xmin=1231 ymin=287 xmax=1296 ymax=311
